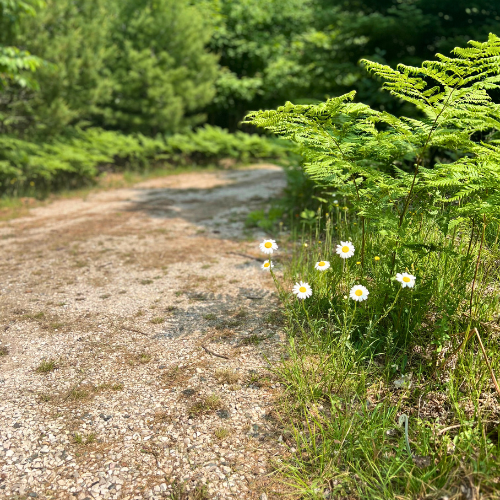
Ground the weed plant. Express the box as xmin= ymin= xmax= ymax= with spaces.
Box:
xmin=250 ymin=35 xmax=500 ymax=498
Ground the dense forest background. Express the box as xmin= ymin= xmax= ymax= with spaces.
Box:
xmin=1 ymin=0 xmax=500 ymax=194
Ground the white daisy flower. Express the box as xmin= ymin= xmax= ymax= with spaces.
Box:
xmin=261 ymin=260 xmax=274 ymax=271
xmin=259 ymin=239 xmax=278 ymax=254
xmin=314 ymin=260 xmax=330 ymax=271
xmin=292 ymin=281 xmax=312 ymax=300
xmin=349 ymin=284 xmax=369 ymax=302
xmin=336 ymin=241 xmax=355 ymax=259
xmin=396 ymin=272 xmax=416 ymax=288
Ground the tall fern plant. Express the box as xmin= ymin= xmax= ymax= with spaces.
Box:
xmin=245 ymin=34 xmax=500 ymax=347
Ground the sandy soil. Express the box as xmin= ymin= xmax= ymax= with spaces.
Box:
xmin=0 ymin=165 xmax=288 ymax=500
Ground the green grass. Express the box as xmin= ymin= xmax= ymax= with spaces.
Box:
xmin=36 ymin=359 xmax=58 ymax=373
xmin=150 ymin=316 xmax=165 ymax=324
xmin=240 ymin=333 xmax=265 ymax=345
xmin=188 ymin=394 xmax=223 ymax=416
xmin=73 ymin=432 xmax=96 ymax=445
xmin=214 ymin=427 xmax=230 ymax=440
xmin=67 ymin=388 xmax=89 ymax=401
xmin=265 ymin=210 xmax=500 ymax=499
xmin=168 ymin=481 xmax=209 ymax=500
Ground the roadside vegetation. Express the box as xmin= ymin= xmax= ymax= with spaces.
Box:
xmin=3 ymin=1 xmax=500 ymax=498
xmin=2 ymin=0 xmax=500 ymax=199
xmin=251 ymin=36 xmax=500 ymax=498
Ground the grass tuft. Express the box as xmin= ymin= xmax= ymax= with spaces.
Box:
xmin=188 ymin=394 xmax=223 ymax=416
xmin=215 ymin=369 xmax=239 ymax=385
xmin=73 ymin=432 xmax=96 ymax=445
xmin=36 ymin=359 xmax=58 ymax=373
xmin=214 ymin=427 xmax=230 ymax=440
xmin=150 ymin=316 xmax=165 ymax=324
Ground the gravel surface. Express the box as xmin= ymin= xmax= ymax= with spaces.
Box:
xmin=0 ymin=165 xmax=288 ymax=499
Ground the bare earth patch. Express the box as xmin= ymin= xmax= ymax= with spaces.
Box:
xmin=0 ymin=165 xmax=287 ymax=499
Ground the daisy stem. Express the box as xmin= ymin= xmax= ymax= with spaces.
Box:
xmin=269 ymin=261 xmax=285 ymax=300
xmin=347 ymin=301 xmax=357 ymax=334
xmin=373 ymin=288 xmax=402 ymax=329
xmin=345 ymin=258 xmax=350 ymax=293
xmin=361 ymin=218 xmax=366 ymax=270
xmin=301 ymin=299 xmax=311 ymax=326
xmin=343 ymin=295 xmax=350 ymax=336
xmin=269 ymin=264 xmax=307 ymax=336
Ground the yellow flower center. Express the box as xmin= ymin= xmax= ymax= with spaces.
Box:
xmin=264 ymin=262 xmax=270 ymax=267
xmin=403 ymin=276 xmax=411 ymax=283
xmin=342 ymin=246 xmax=350 ymax=253
xmin=318 ymin=261 xmax=325 ymax=266
xmin=299 ymin=286 xmax=307 ymax=293
xmin=355 ymin=289 xmax=363 ymax=296
xmin=264 ymin=242 xmax=272 ymax=248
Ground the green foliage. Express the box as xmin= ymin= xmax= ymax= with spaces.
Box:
xmin=201 ymin=0 xmax=314 ymax=127
xmin=266 ymin=211 xmax=500 ymax=496
xmin=204 ymin=0 xmax=500 ymax=127
xmin=3 ymin=0 xmax=500 ymax=202
xmin=0 ymin=126 xmax=288 ymax=196
xmin=4 ymin=0 xmax=218 ymax=137
xmin=0 ymin=46 xmax=44 ymax=89
xmin=302 ymin=0 xmax=500 ymax=114
xmin=273 ymin=330 xmax=500 ymax=498
xmin=165 ymin=125 xmax=289 ymax=165
xmin=0 ymin=0 xmax=45 ymax=88
xmin=98 ymin=0 xmax=218 ymax=134
xmin=1 ymin=0 xmax=114 ymax=135
xmin=245 ymin=206 xmax=284 ymax=231
xmin=246 ymin=34 xmax=500 ymax=266
xmin=4 ymin=0 xmax=500 ymax=141
xmin=257 ymin=33 xmax=500 ymax=488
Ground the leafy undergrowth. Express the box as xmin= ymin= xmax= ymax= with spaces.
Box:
xmin=248 ymin=35 xmax=500 ymax=498
xmin=0 ymin=125 xmax=290 ymax=198
xmin=273 ymin=331 xmax=500 ymax=499
xmin=265 ymin=217 xmax=500 ymax=499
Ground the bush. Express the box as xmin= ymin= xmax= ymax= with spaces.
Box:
xmin=164 ymin=125 xmax=289 ymax=165
xmin=0 ymin=126 xmax=290 ymax=196
xmin=249 ymin=35 xmax=500 ymax=499
xmin=247 ymin=34 xmax=500 ymax=349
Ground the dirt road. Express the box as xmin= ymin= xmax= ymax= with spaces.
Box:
xmin=0 ymin=165 xmax=287 ymax=499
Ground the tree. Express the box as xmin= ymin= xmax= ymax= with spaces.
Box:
xmin=0 ymin=0 xmax=44 ymax=89
xmin=7 ymin=0 xmax=114 ymax=136
xmin=202 ymin=0 xmax=315 ymax=128
xmin=203 ymin=0 xmax=500 ymax=129
xmin=97 ymin=0 xmax=219 ymax=135
xmin=302 ymin=0 xmax=500 ymax=113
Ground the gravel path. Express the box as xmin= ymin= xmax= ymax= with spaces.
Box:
xmin=0 ymin=165 xmax=287 ymax=500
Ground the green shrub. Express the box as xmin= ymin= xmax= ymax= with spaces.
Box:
xmin=164 ymin=125 xmax=289 ymax=165
xmin=247 ymin=34 xmax=500 ymax=349
xmin=0 ymin=125 xmax=290 ymax=196
xmin=249 ymin=35 xmax=500 ymax=499
xmin=5 ymin=0 xmax=218 ymax=137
